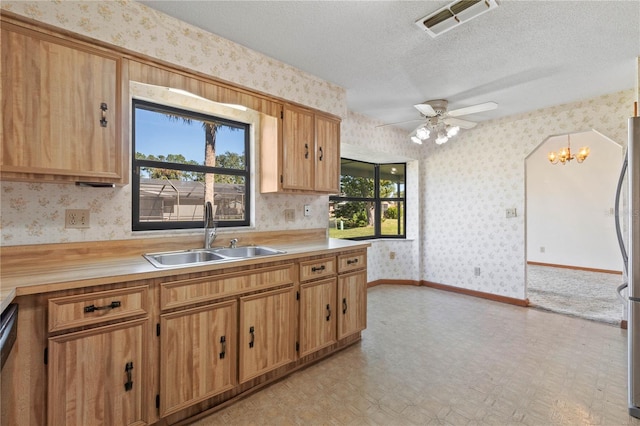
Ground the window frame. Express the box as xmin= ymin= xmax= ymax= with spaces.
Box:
xmin=131 ymin=99 xmax=251 ymax=231
xmin=329 ymin=158 xmax=406 ymax=240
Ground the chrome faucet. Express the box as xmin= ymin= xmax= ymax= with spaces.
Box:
xmin=229 ymin=238 xmax=238 ymax=249
xmin=204 ymin=201 xmax=217 ymax=249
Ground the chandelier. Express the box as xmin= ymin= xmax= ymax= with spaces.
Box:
xmin=548 ymin=134 xmax=590 ymax=165
xmin=410 ymin=119 xmax=460 ymax=145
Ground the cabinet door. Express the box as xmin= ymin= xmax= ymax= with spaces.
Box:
xmin=48 ymin=319 xmax=147 ymax=426
xmin=159 ymin=300 xmax=236 ymax=416
xmin=239 ymin=287 xmax=295 ymax=383
xmin=1 ymin=24 xmax=124 ymax=183
xmin=282 ymin=106 xmax=314 ymax=190
xmin=299 ymin=278 xmax=337 ymax=357
xmin=314 ymin=115 xmax=340 ymax=193
xmin=337 ymin=270 xmax=368 ymax=340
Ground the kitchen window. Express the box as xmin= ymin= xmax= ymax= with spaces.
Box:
xmin=329 ymin=159 xmax=405 ymax=240
xmin=132 ymin=99 xmax=250 ymax=231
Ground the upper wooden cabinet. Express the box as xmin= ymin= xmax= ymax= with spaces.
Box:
xmin=1 ymin=21 xmax=127 ymax=184
xmin=281 ymin=106 xmax=315 ymax=191
xmin=261 ymin=105 xmax=341 ymax=194
xmin=314 ymin=114 xmax=341 ymax=193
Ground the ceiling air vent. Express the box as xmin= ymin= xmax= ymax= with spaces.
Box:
xmin=415 ymin=0 xmax=499 ymax=38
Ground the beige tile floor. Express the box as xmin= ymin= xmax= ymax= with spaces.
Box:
xmin=192 ymin=285 xmax=640 ymax=425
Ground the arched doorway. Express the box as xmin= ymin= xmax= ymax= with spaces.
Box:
xmin=524 ymin=130 xmax=625 ymax=324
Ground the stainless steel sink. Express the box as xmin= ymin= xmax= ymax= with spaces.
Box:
xmin=143 ymin=246 xmax=285 ymax=268
xmin=143 ymin=249 xmax=227 ymax=268
xmin=210 ymin=246 xmax=285 ymax=258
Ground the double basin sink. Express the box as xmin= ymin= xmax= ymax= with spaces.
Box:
xmin=144 ymin=246 xmax=285 ymax=268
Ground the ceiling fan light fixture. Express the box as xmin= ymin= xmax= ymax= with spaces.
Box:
xmin=411 ymin=135 xmax=423 ymax=144
xmin=435 ymin=133 xmax=449 ymax=145
xmin=446 ymin=125 xmax=460 ymax=137
xmin=416 ymin=126 xmax=430 ymax=140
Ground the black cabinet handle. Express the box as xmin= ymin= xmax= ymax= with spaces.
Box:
xmin=249 ymin=326 xmax=255 ymax=348
xmin=124 ymin=362 xmax=133 ymax=391
xmin=311 ymin=265 xmax=326 ymax=273
xmin=304 ymin=143 xmax=309 ymax=159
xmin=347 ymin=258 xmax=359 ymax=265
xmin=342 ymin=298 xmax=348 ymax=314
xmin=319 ymin=146 xmax=324 ymax=161
xmin=84 ymin=301 xmax=121 ymax=313
xmin=219 ymin=335 xmax=226 ymax=359
xmin=100 ymin=102 xmax=108 ymax=127
xmin=326 ymin=304 xmax=331 ymax=321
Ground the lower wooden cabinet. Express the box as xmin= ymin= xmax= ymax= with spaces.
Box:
xmin=48 ymin=318 xmax=148 ymax=426
xmin=239 ymin=287 xmax=295 ymax=383
xmin=299 ymin=278 xmax=337 ymax=357
xmin=159 ymin=300 xmax=237 ymax=416
xmin=338 ymin=270 xmax=368 ymax=339
xmin=29 ymin=249 xmax=367 ymax=426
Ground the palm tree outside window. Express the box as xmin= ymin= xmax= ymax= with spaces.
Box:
xmin=132 ymin=99 xmax=250 ymax=231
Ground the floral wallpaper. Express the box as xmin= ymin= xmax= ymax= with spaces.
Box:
xmin=0 ymin=0 xmax=334 ymax=246
xmin=420 ymin=89 xmax=635 ymax=300
xmin=0 ymin=1 xmax=636 ymax=301
xmin=0 ymin=0 xmax=346 ymax=118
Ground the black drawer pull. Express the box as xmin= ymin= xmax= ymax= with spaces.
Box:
xmin=249 ymin=326 xmax=255 ymax=348
xmin=342 ymin=298 xmax=348 ymax=314
xmin=219 ymin=335 xmax=226 ymax=359
xmin=100 ymin=102 xmax=108 ymax=127
xmin=311 ymin=265 xmax=326 ymax=273
xmin=326 ymin=304 xmax=331 ymax=321
xmin=84 ymin=301 xmax=121 ymax=313
xmin=124 ymin=362 xmax=133 ymax=391
xmin=346 ymin=258 xmax=359 ymax=265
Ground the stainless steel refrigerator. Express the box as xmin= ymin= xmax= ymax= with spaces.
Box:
xmin=617 ymin=116 xmax=640 ymax=418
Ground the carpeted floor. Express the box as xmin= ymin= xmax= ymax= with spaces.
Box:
xmin=527 ymin=264 xmax=626 ymax=325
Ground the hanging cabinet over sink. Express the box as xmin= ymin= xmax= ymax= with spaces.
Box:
xmin=261 ymin=104 xmax=341 ymax=194
xmin=0 ymin=18 xmax=128 ymax=184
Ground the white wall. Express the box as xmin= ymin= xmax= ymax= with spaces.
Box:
xmin=526 ymin=131 xmax=623 ymax=271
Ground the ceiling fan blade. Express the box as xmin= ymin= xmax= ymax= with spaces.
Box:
xmin=375 ymin=118 xmax=424 ymax=128
xmin=447 ymin=101 xmax=497 ymax=117
xmin=443 ymin=117 xmax=477 ymax=129
xmin=414 ymin=103 xmax=437 ymax=117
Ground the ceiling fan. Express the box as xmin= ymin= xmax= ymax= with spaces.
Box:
xmin=382 ymin=99 xmax=498 ymax=145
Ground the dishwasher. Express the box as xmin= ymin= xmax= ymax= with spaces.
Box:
xmin=0 ymin=304 xmax=18 ymax=370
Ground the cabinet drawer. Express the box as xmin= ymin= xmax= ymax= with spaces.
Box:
xmin=48 ymin=286 xmax=148 ymax=333
xmin=299 ymin=257 xmax=336 ymax=282
xmin=161 ymin=264 xmax=295 ymax=310
xmin=337 ymin=251 xmax=367 ymax=273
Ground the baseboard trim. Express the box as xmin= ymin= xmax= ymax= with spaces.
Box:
xmin=367 ymin=279 xmax=529 ymax=307
xmin=421 ymin=280 xmax=530 ymax=307
xmin=527 ymin=261 xmax=622 ymax=275
xmin=368 ymin=279 xmax=420 ymax=288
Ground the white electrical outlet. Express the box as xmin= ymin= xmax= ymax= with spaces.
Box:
xmin=505 ymin=208 xmax=517 ymax=218
xmin=474 ymin=267 xmax=481 ymax=276
xmin=304 ymin=204 xmax=311 ymax=217
xmin=65 ymin=209 xmax=90 ymax=228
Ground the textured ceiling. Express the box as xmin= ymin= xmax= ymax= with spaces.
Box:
xmin=140 ymin=1 xmax=640 ymax=131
